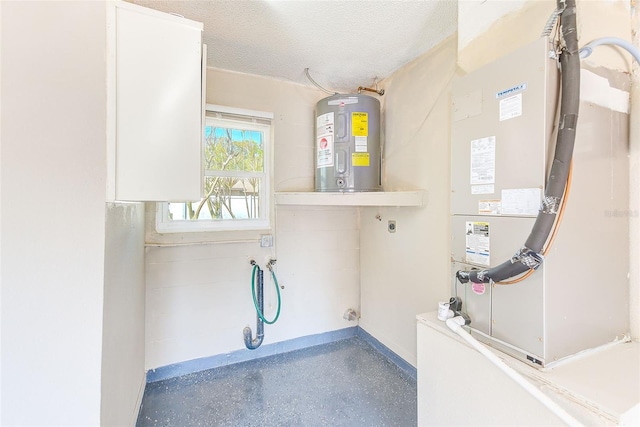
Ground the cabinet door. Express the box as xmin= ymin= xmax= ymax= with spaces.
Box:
xmin=109 ymin=2 xmax=203 ymax=201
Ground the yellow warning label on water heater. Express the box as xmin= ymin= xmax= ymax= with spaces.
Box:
xmin=352 ymin=112 xmax=368 ymax=136
xmin=352 ymin=152 xmax=370 ymax=167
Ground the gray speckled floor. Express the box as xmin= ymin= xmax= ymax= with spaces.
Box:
xmin=136 ymin=337 xmax=416 ymax=427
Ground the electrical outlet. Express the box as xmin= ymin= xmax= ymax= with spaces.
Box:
xmin=260 ymin=234 xmax=273 ymax=247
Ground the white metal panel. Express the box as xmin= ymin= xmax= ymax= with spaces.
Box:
xmin=452 ymin=215 xmax=544 ymax=358
xmin=114 ymin=3 xmax=203 ymax=201
xmin=544 ymin=103 xmax=630 ymax=362
xmin=453 ymin=261 xmax=492 ymax=336
xmin=451 ymin=37 xmax=555 ymax=217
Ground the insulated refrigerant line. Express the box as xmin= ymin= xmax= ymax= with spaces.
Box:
xmin=456 ymin=0 xmax=580 ymax=285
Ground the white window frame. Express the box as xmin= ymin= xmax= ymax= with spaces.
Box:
xmin=155 ymin=104 xmax=273 ymax=233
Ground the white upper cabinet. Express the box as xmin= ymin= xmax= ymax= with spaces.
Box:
xmin=107 ymin=1 xmax=204 ymax=202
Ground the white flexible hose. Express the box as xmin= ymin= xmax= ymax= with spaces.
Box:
xmin=445 ymin=317 xmax=583 ymax=427
xmin=304 ymin=68 xmax=338 ymax=95
xmin=579 ymin=37 xmax=640 ymax=64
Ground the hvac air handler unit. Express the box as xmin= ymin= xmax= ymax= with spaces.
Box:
xmin=450 ymin=37 xmax=629 ymax=367
xmin=315 ymin=94 xmax=382 ymax=192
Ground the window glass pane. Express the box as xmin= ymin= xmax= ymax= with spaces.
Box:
xmin=157 ymin=107 xmax=272 ymax=234
xmin=168 ymin=177 xmax=262 ymax=221
xmin=204 ymin=126 xmax=264 ymax=172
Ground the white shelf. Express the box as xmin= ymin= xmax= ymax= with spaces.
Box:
xmin=274 ymin=190 xmax=426 ymax=207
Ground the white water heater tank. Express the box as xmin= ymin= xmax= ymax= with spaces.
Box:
xmin=315 ymin=94 xmax=382 ymax=192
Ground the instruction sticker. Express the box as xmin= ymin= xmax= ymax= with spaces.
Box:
xmin=355 ymin=136 xmax=368 ymax=152
xmin=352 ymin=152 xmax=370 ymax=167
xmin=352 ymin=112 xmax=368 ymax=136
xmin=501 ymin=188 xmax=541 ymax=216
xmin=465 ymin=221 xmax=490 ymax=267
xmin=479 ymin=199 xmax=501 ymax=215
xmin=316 ymin=112 xmax=334 ymax=168
xmin=471 ymin=184 xmax=495 ymax=195
xmin=470 ymin=136 xmax=496 ymax=185
xmin=499 ymin=93 xmax=523 ymax=121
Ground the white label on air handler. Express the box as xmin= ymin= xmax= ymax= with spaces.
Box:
xmin=479 ymin=199 xmax=501 ymax=215
xmin=316 ymin=112 xmax=334 ymax=168
xmin=465 ymin=221 xmax=490 ymax=267
xmin=499 ymin=93 xmax=523 ymax=121
xmin=472 ymin=184 xmax=495 ymax=195
xmin=470 ymin=136 xmax=496 ymax=185
xmin=501 ymin=188 xmax=541 ymax=216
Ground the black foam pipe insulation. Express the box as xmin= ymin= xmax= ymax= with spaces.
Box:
xmin=457 ymin=0 xmax=580 ymax=285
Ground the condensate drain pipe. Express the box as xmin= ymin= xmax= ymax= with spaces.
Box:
xmin=580 ymin=37 xmax=640 ymax=64
xmin=445 ymin=316 xmax=582 ymax=427
xmin=243 ymin=259 xmax=282 ymax=350
xmin=243 ymin=261 xmax=264 ymax=350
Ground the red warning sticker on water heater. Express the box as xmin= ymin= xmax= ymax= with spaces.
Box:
xmin=317 ymin=112 xmax=334 ymax=168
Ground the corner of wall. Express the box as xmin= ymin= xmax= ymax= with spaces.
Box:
xmin=629 ymin=1 xmax=640 ymax=341
xmin=101 ymin=202 xmax=146 ymax=426
xmin=457 ymin=1 xmax=553 ymax=73
xmin=359 ymin=34 xmax=458 ymax=367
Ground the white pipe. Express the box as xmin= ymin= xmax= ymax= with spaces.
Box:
xmin=304 ymin=68 xmax=338 ymax=96
xmin=579 ymin=37 xmax=640 ymax=65
xmin=445 ymin=317 xmax=583 ymax=427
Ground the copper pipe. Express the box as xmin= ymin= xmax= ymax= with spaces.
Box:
xmin=357 ymin=86 xmax=385 ymax=96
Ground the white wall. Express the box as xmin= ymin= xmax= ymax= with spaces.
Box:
xmin=144 ymin=69 xmax=360 ymax=369
xmin=102 ymin=203 xmax=146 ymax=426
xmin=630 ymin=0 xmax=640 ymax=342
xmin=359 ymin=36 xmax=458 ymax=366
xmin=458 ymin=0 xmax=527 ymax=53
xmin=459 ymin=0 xmax=634 ymax=73
xmin=1 ymin=2 xmax=107 ymax=424
xmin=0 ymin=1 xmax=4 ymax=420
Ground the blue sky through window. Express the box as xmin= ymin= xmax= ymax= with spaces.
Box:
xmin=205 ymin=126 xmax=263 ymax=146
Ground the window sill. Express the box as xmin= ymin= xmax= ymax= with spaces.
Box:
xmin=274 ymin=190 xmax=427 ymax=207
xmin=144 ymin=202 xmax=272 ymax=246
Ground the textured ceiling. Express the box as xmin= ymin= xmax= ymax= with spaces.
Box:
xmin=131 ymin=0 xmax=458 ymax=93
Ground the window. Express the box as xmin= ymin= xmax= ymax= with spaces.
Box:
xmin=156 ymin=105 xmax=273 ymax=233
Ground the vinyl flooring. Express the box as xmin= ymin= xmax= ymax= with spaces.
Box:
xmin=136 ymin=337 xmax=417 ymax=426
